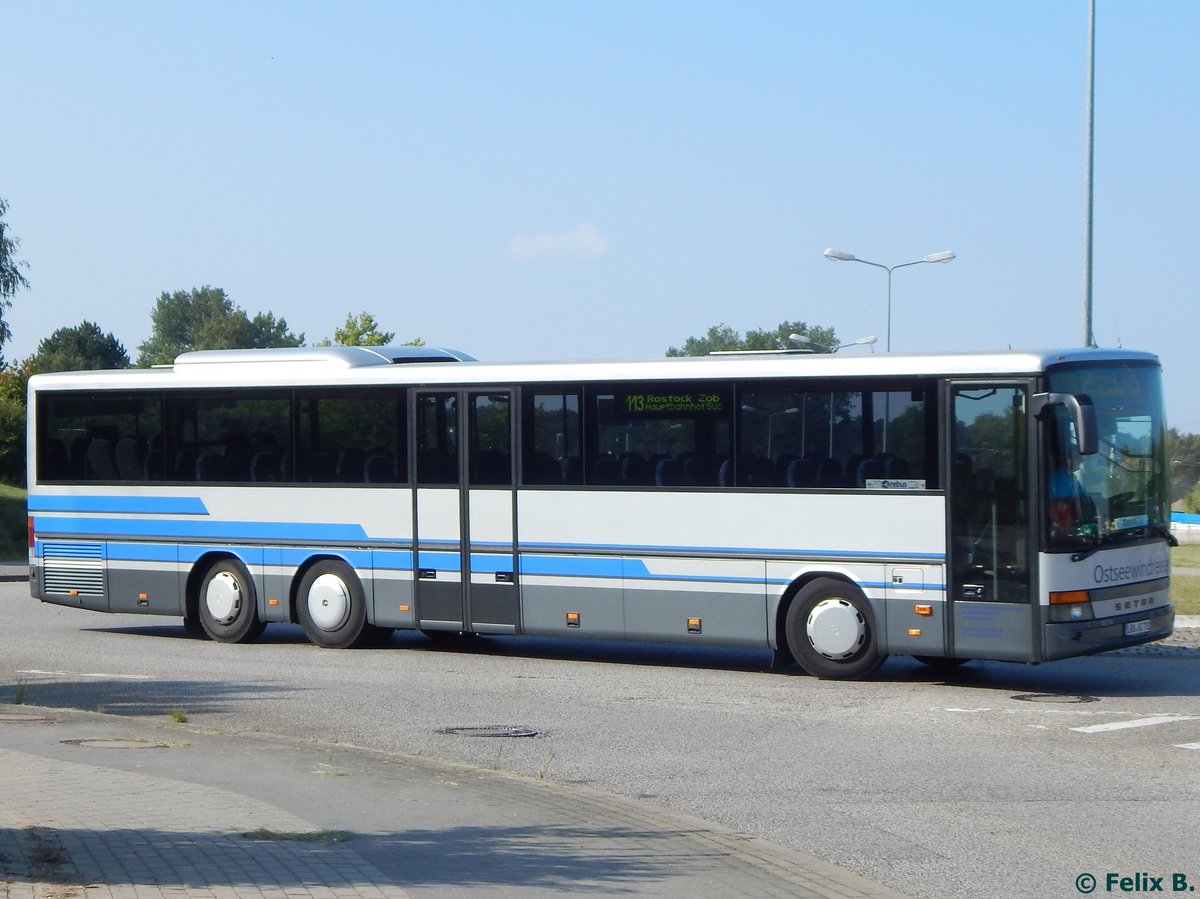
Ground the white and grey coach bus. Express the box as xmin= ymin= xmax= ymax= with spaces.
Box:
xmin=26 ymin=344 xmax=1174 ymax=678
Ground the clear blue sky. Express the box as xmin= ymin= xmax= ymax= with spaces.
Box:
xmin=5 ymin=1 xmax=1198 ymax=429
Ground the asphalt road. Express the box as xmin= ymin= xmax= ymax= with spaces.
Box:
xmin=4 ymin=584 xmax=1198 ymax=899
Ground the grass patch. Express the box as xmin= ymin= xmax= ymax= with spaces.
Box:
xmin=0 ymin=484 xmax=26 ymax=562
xmin=1170 ymin=545 xmax=1200 ymax=616
xmin=1171 ymin=543 xmax=1200 ymax=569
xmin=1171 ymin=574 xmax=1200 ymax=616
xmin=169 ymin=709 xmax=188 ymax=724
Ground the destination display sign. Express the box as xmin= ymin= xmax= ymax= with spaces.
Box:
xmin=612 ymin=386 xmax=729 ymax=418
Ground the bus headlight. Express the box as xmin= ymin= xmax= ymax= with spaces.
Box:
xmin=1049 ymin=590 xmax=1095 ymax=622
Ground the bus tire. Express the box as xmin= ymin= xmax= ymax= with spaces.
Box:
xmin=198 ymin=558 xmax=266 ymax=644
xmin=785 ymin=579 xmax=886 ymax=680
xmin=296 ymin=560 xmax=375 ymax=649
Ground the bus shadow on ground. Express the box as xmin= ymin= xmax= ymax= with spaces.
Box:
xmin=85 ymin=621 xmax=783 ymax=674
xmin=6 ymin=676 xmax=298 ymax=718
xmin=80 ymin=620 xmax=1199 ymax=698
xmin=896 ymin=649 xmax=1200 ymax=699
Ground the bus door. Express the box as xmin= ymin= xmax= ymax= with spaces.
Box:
xmin=412 ymin=389 xmax=519 ymax=634
xmin=945 ymin=382 xmax=1037 ymax=661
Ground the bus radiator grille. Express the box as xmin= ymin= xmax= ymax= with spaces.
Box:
xmin=41 ymin=542 xmax=105 ymax=596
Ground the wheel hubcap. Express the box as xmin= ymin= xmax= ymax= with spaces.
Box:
xmin=307 ymin=573 xmax=350 ymax=631
xmin=806 ymin=598 xmax=865 ymax=659
xmin=205 ymin=571 xmax=242 ymax=624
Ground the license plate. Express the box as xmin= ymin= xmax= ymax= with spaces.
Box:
xmin=1124 ymin=620 xmax=1152 ymax=637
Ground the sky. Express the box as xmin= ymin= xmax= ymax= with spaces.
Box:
xmin=4 ymin=1 xmax=1199 ymax=429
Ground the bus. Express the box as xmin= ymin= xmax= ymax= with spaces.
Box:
xmin=26 ymin=344 xmax=1175 ymax=679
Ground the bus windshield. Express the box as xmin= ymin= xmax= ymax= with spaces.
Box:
xmin=1044 ymin=362 xmax=1170 ymax=551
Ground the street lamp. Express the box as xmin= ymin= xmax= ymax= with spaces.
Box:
xmin=823 ymin=248 xmax=955 ymax=351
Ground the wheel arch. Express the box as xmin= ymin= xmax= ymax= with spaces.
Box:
xmin=186 ymin=550 xmax=255 ymax=621
xmin=773 ymin=571 xmax=884 ymax=660
xmin=287 ymin=553 xmax=367 ymax=625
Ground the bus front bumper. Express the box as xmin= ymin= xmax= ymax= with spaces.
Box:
xmin=1043 ymin=605 xmax=1175 ymax=661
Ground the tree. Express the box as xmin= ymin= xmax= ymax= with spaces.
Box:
xmin=0 ymin=363 xmax=28 ymax=485
xmin=0 ymin=198 xmax=32 ymax=363
xmin=249 ymin=311 xmax=302 ymax=348
xmin=1169 ymin=428 xmax=1200 ymax=504
xmin=318 ymin=311 xmax=396 ymax=347
xmin=136 ymin=286 xmax=303 ymax=366
xmin=1185 ymin=482 xmax=1200 ymax=514
xmin=27 ymin=321 xmax=130 ymax=373
xmin=666 ymin=320 xmax=838 ymax=356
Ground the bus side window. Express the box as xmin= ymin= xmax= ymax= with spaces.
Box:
xmin=523 ymin=390 xmax=581 ymax=487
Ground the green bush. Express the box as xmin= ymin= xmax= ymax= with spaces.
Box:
xmin=0 ymin=484 xmax=25 ymax=560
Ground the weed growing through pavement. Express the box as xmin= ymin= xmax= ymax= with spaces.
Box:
xmin=241 ymin=829 xmax=353 ymax=844
xmin=12 ymin=677 xmax=28 ymax=704
xmin=169 ymin=709 xmax=188 ymax=724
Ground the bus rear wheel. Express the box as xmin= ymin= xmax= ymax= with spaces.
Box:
xmin=296 ymin=560 xmax=377 ymax=649
xmin=198 ymin=558 xmax=266 ymax=643
xmin=785 ymin=579 xmax=886 ymax=680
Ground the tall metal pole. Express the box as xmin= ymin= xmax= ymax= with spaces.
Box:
xmin=1082 ymin=0 xmax=1097 ymax=347
xmin=886 ymin=269 xmax=894 ymax=353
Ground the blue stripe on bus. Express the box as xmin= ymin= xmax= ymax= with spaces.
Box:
xmin=520 ymin=540 xmax=944 ymax=563
xmin=36 ymin=539 xmax=947 ymax=593
xmin=370 ymin=551 xmax=416 ymax=570
xmin=31 ymin=514 xmax=944 ymax=567
xmin=106 ymin=542 xmax=179 ymax=562
xmin=276 ymin=547 xmax=378 ymax=568
xmin=33 ymin=516 xmax=369 ymax=542
xmin=28 ymin=495 xmax=210 ymax=515
xmin=519 ymin=555 xmax=632 ymax=579
xmin=417 ymin=551 xmax=462 ymax=572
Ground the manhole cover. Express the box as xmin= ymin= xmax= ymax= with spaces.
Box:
xmin=1011 ymin=693 xmax=1099 ymax=704
xmin=438 ymin=725 xmax=539 ymax=738
xmin=62 ymin=738 xmax=171 ymax=749
xmin=0 ymin=712 xmax=54 ymax=722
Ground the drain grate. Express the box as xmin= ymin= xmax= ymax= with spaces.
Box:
xmin=62 ymin=738 xmax=171 ymax=749
xmin=1011 ymin=693 xmax=1099 ymax=704
xmin=438 ymin=725 xmax=539 ymax=738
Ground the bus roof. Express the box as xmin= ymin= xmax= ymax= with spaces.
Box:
xmin=28 ymin=346 xmax=1161 ymax=392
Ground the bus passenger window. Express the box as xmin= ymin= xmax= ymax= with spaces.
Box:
xmin=589 ymin=383 xmax=732 ymax=488
xmin=523 ymin=390 xmax=581 ymax=486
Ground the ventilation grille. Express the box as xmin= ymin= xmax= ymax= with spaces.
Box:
xmin=42 ymin=542 xmax=105 ymax=596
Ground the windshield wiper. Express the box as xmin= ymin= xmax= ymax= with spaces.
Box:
xmin=1153 ymin=524 xmax=1179 ymax=547
xmin=1069 ymin=528 xmax=1158 ymax=562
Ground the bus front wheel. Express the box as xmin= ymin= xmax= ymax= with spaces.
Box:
xmin=198 ymin=559 xmax=266 ymax=644
xmin=296 ymin=560 xmax=376 ymax=649
xmin=785 ymin=579 xmax=886 ymax=680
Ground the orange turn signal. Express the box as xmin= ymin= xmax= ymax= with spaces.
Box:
xmin=1049 ymin=590 xmax=1090 ymax=605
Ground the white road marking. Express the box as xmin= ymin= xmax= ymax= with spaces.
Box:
xmin=17 ymin=669 xmax=154 ymax=681
xmin=1174 ymin=742 xmax=1200 ymax=750
xmin=1070 ymin=715 xmax=1198 ymax=734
